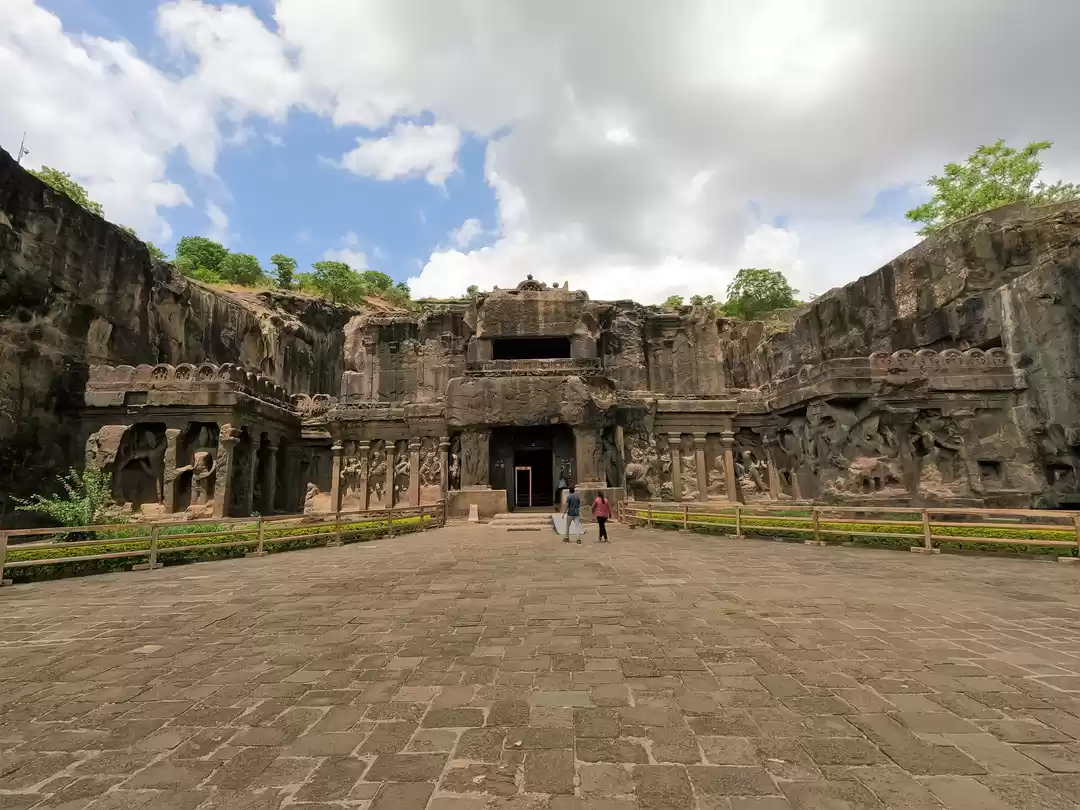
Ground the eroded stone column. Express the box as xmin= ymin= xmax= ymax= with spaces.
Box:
xmin=330 ymin=441 xmax=343 ymax=513
xmin=212 ymin=424 xmax=239 ymax=518
xmin=694 ymin=433 xmax=708 ymax=503
xmin=261 ymin=441 xmax=278 ymax=515
xmin=385 ymin=441 xmax=397 ymax=507
xmin=721 ymin=430 xmax=739 ymax=503
xmin=614 ymin=425 xmax=626 ymax=489
xmin=163 ymin=428 xmax=181 ymax=513
xmin=668 ymin=432 xmax=683 ymax=502
xmin=242 ymin=440 xmax=258 ymax=517
xmin=409 ymin=438 xmax=421 ymax=506
xmin=763 ymin=430 xmax=781 ymax=501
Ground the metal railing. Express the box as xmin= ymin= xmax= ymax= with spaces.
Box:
xmin=617 ymin=500 xmax=1080 ymax=559
xmin=0 ymin=502 xmax=446 ymax=586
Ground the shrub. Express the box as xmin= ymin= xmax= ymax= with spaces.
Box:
xmin=11 ymin=468 xmax=116 ymax=536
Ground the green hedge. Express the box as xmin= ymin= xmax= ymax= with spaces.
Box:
xmin=4 ymin=516 xmax=432 ymax=583
xmin=634 ymin=511 xmax=1079 ymax=558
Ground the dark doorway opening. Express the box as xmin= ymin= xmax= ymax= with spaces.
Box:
xmin=514 ymin=447 xmax=553 ymax=507
xmin=492 ymin=336 xmax=572 ymax=360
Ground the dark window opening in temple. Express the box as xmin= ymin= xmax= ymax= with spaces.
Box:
xmin=492 ymin=336 xmax=572 ymax=360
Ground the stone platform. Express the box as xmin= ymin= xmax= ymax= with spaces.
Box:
xmin=2 ymin=527 xmax=1080 ymax=809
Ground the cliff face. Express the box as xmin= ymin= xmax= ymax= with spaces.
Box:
xmin=0 ymin=148 xmax=351 ymax=518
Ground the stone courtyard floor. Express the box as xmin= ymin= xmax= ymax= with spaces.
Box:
xmin=3 ymin=526 xmax=1080 ymax=809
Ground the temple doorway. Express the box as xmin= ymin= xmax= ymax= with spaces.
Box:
xmin=490 ymin=425 xmax=574 ymax=511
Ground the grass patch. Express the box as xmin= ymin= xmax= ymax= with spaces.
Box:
xmin=4 ymin=516 xmax=433 ymax=584
xmin=633 ymin=510 xmax=1079 ymax=558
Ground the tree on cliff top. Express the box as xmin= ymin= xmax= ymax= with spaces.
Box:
xmin=218 ymin=252 xmax=265 ymax=286
xmin=906 ymin=139 xmax=1080 ymax=236
xmin=29 ymin=167 xmax=104 ymax=217
xmin=723 ymin=268 xmax=799 ymax=320
xmin=175 ymin=236 xmax=228 ymax=282
xmin=270 ymin=254 xmax=297 ymax=290
xmin=301 ymin=261 xmax=368 ymax=305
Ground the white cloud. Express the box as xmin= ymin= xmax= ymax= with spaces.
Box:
xmin=265 ymin=133 xmax=285 ymax=147
xmin=205 ymin=201 xmax=234 ymax=245
xmin=339 ymin=121 xmax=461 ymax=185
xmin=449 ymin=218 xmax=485 ymax=249
xmin=8 ymin=0 xmax=1080 ymax=303
xmin=322 ymin=232 xmax=368 ymax=270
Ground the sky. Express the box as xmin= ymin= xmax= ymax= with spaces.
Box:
xmin=4 ymin=1 xmax=1080 ymax=304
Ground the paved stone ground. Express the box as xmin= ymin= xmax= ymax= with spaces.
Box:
xmin=3 ymin=525 xmax=1080 ymax=809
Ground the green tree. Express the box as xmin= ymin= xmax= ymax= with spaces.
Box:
xmin=270 ymin=253 xmax=297 ymax=290
xmin=466 ymin=284 xmax=480 ymax=296
xmin=175 ymin=236 xmax=228 ymax=275
xmin=662 ymin=295 xmax=685 ymax=310
xmin=12 ymin=467 xmax=114 ymax=529
xmin=722 ymin=268 xmax=798 ymax=320
xmin=360 ymin=270 xmax=395 ymax=291
xmin=906 ymin=139 xmax=1080 ymax=236
xmin=29 ymin=166 xmax=105 ymax=217
xmin=302 ymin=261 xmax=368 ymax=305
xmin=218 ymin=252 xmax=264 ymax=285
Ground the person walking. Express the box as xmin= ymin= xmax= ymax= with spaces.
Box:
xmin=592 ymin=491 xmax=612 ymax=542
xmin=562 ymin=485 xmax=582 ymax=543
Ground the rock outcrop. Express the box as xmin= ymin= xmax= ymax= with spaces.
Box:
xmin=0 ymin=147 xmax=353 ymax=520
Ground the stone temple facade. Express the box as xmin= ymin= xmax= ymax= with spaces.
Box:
xmin=78 ymin=274 xmax=1038 ymax=520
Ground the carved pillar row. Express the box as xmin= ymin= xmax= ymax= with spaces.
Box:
xmin=330 ymin=441 xmax=343 ymax=513
xmin=212 ymin=425 xmax=239 ymax=519
xmin=439 ymin=436 xmax=450 ymax=497
xmin=574 ymin=427 xmax=605 ymax=486
xmin=409 ymin=438 xmax=421 ymax=507
xmin=163 ymin=428 xmax=182 ymax=513
xmin=385 ymin=441 xmax=397 ymax=507
xmin=693 ymin=433 xmax=708 ymax=503
xmin=668 ymin=432 xmax=683 ymax=502
xmin=261 ymin=442 xmax=278 ymax=515
xmin=721 ymin=431 xmax=739 ymax=503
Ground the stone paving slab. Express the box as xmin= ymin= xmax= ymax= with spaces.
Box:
xmin=2 ymin=525 xmax=1080 ymax=808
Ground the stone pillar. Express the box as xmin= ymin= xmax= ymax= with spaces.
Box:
xmin=460 ymin=430 xmax=490 ymax=488
xmin=409 ymin=438 xmax=421 ymax=506
xmin=694 ymin=433 xmax=708 ymax=503
xmin=439 ymin=436 xmax=450 ymax=496
xmin=763 ymin=430 xmax=781 ymax=501
xmin=242 ymin=440 xmax=258 ymax=517
xmin=721 ymin=431 xmax=739 ymax=503
xmin=614 ymin=425 xmax=626 ymax=489
xmin=330 ymin=441 xmax=343 ymax=513
xmin=212 ymin=425 xmax=239 ymax=518
xmin=357 ymin=441 xmax=371 ymax=510
xmin=163 ymin=428 xmax=181 ymax=513
xmin=261 ymin=441 xmax=278 ymax=515
xmin=949 ymin=409 xmax=979 ymax=495
xmin=298 ymin=453 xmax=311 ymax=513
xmin=574 ymin=426 xmax=605 ymax=487
xmin=668 ymin=432 xmax=683 ymax=502
xmin=385 ymin=441 xmax=397 ymax=507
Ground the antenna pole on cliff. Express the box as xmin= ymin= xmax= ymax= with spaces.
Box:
xmin=16 ymin=133 xmax=30 ymax=164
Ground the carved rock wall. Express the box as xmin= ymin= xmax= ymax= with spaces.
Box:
xmin=0 ymin=147 xmax=352 ymax=518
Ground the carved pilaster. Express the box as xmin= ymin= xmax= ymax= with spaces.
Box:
xmin=357 ymin=441 xmax=371 ymax=510
xmin=668 ymin=432 xmax=683 ymax=502
xmin=163 ymin=428 xmax=181 ymax=513
xmin=694 ymin=433 xmax=708 ymax=503
xmin=385 ymin=441 xmax=397 ymax=507
xmin=721 ymin=431 xmax=739 ymax=503
xmin=330 ymin=441 xmax=343 ymax=513
xmin=439 ymin=436 xmax=450 ymax=497
xmin=460 ymin=430 xmax=490 ymax=489
xmin=614 ymin=425 xmax=626 ymax=489
xmin=574 ymin=427 xmax=605 ymax=486
xmin=409 ymin=438 xmax=421 ymax=507
xmin=763 ymin=429 xmax=781 ymax=501
xmin=242 ymin=439 xmax=258 ymax=517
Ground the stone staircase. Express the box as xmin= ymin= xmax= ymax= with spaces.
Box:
xmin=488 ymin=511 xmax=557 ymax=532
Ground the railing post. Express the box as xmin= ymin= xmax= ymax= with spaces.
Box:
xmin=388 ymin=509 xmax=395 ymax=538
xmin=0 ymin=530 xmax=11 ymax=587
xmin=922 ymin=509 xmax=933 ymax=551
xmin=647 ymin=504 xmax=653 ymax=528
xmin=148 ymin=525 xmax=160 ymax=571
xmin=682 ymin=504 xmax=689 ymax=532
xmin=257 ymin=517 xmax=266 ymax=555
xmin=421 ymin=506 xmax=427 ymax=532
xmin=812 ymin=507 xmax=821 ymax=544
xmin=329 ymin=512 xmax=342 ymax=547
xmin=735 ymin=505 xmax=743 ymax=538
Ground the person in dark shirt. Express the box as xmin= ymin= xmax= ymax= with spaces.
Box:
xmin=562 ymin=485 xmax=582 ymax=543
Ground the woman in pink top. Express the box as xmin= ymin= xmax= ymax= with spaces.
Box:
xmin=592 ymin=492 xmax=612 ymax=542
